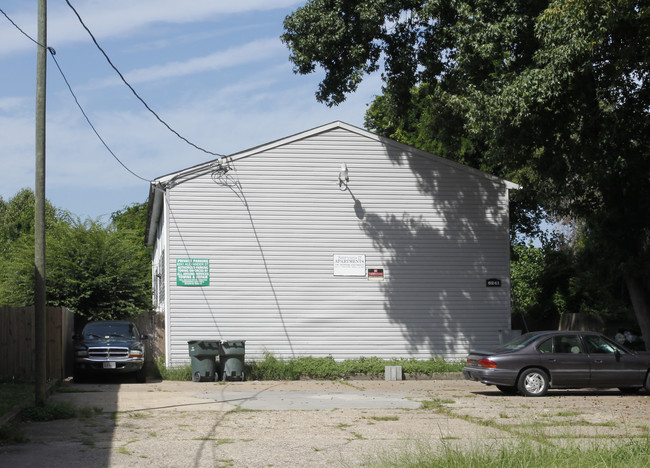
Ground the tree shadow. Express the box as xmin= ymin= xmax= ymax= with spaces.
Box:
xmin=358 ymin=148 xmax=512 ymax=357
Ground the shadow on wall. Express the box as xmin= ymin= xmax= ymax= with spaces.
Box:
xmin=359 ymin=149 xmax=510 ymax=357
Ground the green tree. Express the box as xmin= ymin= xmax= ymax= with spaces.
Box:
xmin=283 ymin=0 xmax=650 ymax=343
xmin=0 ymin=188 xmax=58 ymax=257
xmin=0 ymin=191 xmax=152 ymax=320
xmin=47 ymin=218 xmax=152 ymax=320
xmin=511 ymin=235 xmax=632 ymax=325
xmin=0 ymin=218 xmax=151 ymax=319
xmin=111 ymin=202 xmax=148 ymax=234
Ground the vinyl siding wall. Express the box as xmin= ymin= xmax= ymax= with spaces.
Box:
xmin=162 ymin=126 xmax=512 ymax=365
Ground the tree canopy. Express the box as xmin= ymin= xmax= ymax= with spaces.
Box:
xmin=283 ymin=0 xmax=650 ymax=342
xmin=0 ymin=191 xmax=151 ymax=320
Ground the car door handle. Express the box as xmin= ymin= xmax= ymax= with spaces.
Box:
xmin=594 ymin=360 xmax=603 ymax=364
xmin=548 ymin=359 xmax=557 ymax=363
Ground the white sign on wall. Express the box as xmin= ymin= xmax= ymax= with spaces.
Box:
xmin=333 ymin=254 xmax=366 ymax=276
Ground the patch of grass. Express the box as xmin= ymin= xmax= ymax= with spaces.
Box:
xmin=55 ymin=385 xmax=101 ymax=394
xmin=0 ymin=381 xmax=33 ymax=415
xmin=21 ymin=401 xmax=78 ymax=421
xmin=420 ymin=398 xmax=455 ymax=410
xmin=518 ymin=419 xmax=617 ymax=430
xmin=78 ymin=406 xmax=103 ymax=419
xmin=215 ymin=459 xmax=234 ymax=467
xmin=157 ymin=353 xmax=463 ymax=381
xmin=80 ymin=438 xmax=95 ymax=447
xmin=0 ymin=423 xmax=26 ymax=445
xmin=540 ymin=410 xmax=583 ymax=418
xmin=193 ymin=437 xmax=235 ymax=445
xmin=155 ymin=357 xmax=193 ymax=381
xmin=229 ymin=407 xmax=261 ymax=413
xmin=117 ymin=446 xmax=131 ymax=455
xmin=366 ymin=437 xmax=650 ymax=468
xmin=370 ymin=416 xmax=399 ymax=421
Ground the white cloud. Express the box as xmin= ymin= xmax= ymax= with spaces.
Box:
xmin=0 ymin=1 xmax=386 ymax=220
xmin=0 ymin=0 xmax=302 ymax=56
xmin=0 ymin=96 xmax=29 ymax=112
xmin=90 ymin=37 xmax=285 ymax=88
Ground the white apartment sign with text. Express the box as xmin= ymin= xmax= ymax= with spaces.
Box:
xmin=333 ymin=254 xmax=366 ymax=277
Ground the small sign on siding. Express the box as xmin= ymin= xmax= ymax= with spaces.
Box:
xmin=177 ymin=258 xmax=210 ymax=286
xmin=486 ymin=278 xmax=502 ymax=287
xmin=333 ymin=254 xmax=366 ymax=276
xmin=368 ymin=268 xmax=384 ymax=281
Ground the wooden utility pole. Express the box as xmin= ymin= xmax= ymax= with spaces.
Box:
xmin=34 ymin=0 xmax=47 ymax=405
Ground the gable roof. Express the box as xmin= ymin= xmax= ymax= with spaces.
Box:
xmin=152 ymin=121 xmax=518 ymax=189
xmin=145 ymin=121 xmax=519 ymax=245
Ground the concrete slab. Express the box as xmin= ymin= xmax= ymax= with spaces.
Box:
xmin=195 ymin=389 xmax=421 ymax=410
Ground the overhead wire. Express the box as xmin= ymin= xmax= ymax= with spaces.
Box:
xmin=0 ymin=6 xmax=151 ymax=182
xmin=2 ymin=3 xmax=227 ymax=184
xmin=51 ymin=53 xmax=152 ymax=182
xmin=64 ymin=0 xmax=225 ymax=158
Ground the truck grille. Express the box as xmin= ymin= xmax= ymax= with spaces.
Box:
xmin=88 ymin=347 xmax=129 ymax=359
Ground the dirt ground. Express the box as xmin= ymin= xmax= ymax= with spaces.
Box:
xmin=1 ymin=378 xmax=648 ymax=467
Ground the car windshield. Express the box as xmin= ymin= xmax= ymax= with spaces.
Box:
xmin=501 ymin=332 xmax=543 ymax=350
xmin=83 ymin=323 xmax=136 ymax=340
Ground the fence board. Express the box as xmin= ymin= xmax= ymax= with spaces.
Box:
xmin=134 ymin=311 xmax=165 ymax=367
xmin=0 ymin=306 xmax=74 ymax=381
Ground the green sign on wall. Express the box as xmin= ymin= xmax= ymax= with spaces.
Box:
xmin=176 ymin=258 xmax=210 ymax=286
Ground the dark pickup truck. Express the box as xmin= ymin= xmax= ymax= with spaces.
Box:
xmin=74 ymin=320 xmax=148 ymax=383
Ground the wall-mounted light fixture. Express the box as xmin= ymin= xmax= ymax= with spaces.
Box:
xmin=338 ymin=163 xmax=349 ymax=188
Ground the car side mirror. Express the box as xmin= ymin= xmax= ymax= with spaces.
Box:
xmin=141 ymin=334 xmax=149 ymax=340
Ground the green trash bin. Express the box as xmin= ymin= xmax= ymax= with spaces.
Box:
xmin=219 ymin=340 xmax=246 ymax=381
xmin=188 ymin=340 xmax=220 ymax=382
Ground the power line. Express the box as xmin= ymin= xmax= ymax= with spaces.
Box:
xmin=65 ymin=0 xmax=225 ymax=158
xmin=1 ymin=6 xmax=150 ymax=182
xmin=51 ymin=53 xmax=152 ymax=182
xmin=1 ymin=7 xmax=36 ymax=45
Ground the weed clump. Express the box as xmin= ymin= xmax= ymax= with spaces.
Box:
xmin=156 ymin=352 xmax=464 ymax=381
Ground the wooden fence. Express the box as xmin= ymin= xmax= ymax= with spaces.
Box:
xmin=0 ymin=306 xmax=74 ymax=381
xmin=134 ymin=310 xmax=165 ymax=368
xmin=0 ymin=307 xmax=165 ymax=381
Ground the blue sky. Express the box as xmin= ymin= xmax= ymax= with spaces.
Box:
xmin=0 ymin=1 xmax=382 ymax=220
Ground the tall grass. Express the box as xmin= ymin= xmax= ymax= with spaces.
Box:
xmin=155 ymin=357 xmax=193 ymax=381
xmin=247 ymin=354 xmax=464 ymax=380
xmin=367 ymin=437 xmax=650 ymax=468
xmin=157 ymin=353 xmax=464 ymax=381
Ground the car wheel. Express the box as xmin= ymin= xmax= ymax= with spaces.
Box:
xmin=618 ymin=387 xmax=641 ymax=395
xmin=193 ymin=371 xmax=201 ymax=382
xmin=517 ymin=368 xmax=549 ymax=397
xmin=644 ymin=372 xmax=650 ymax=393
xmin=496 ymin=385 xmax=518 ymax=395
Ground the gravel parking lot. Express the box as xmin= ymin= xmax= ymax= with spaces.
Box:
xmin=1 ymin=378 xmax=648 ymax=467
